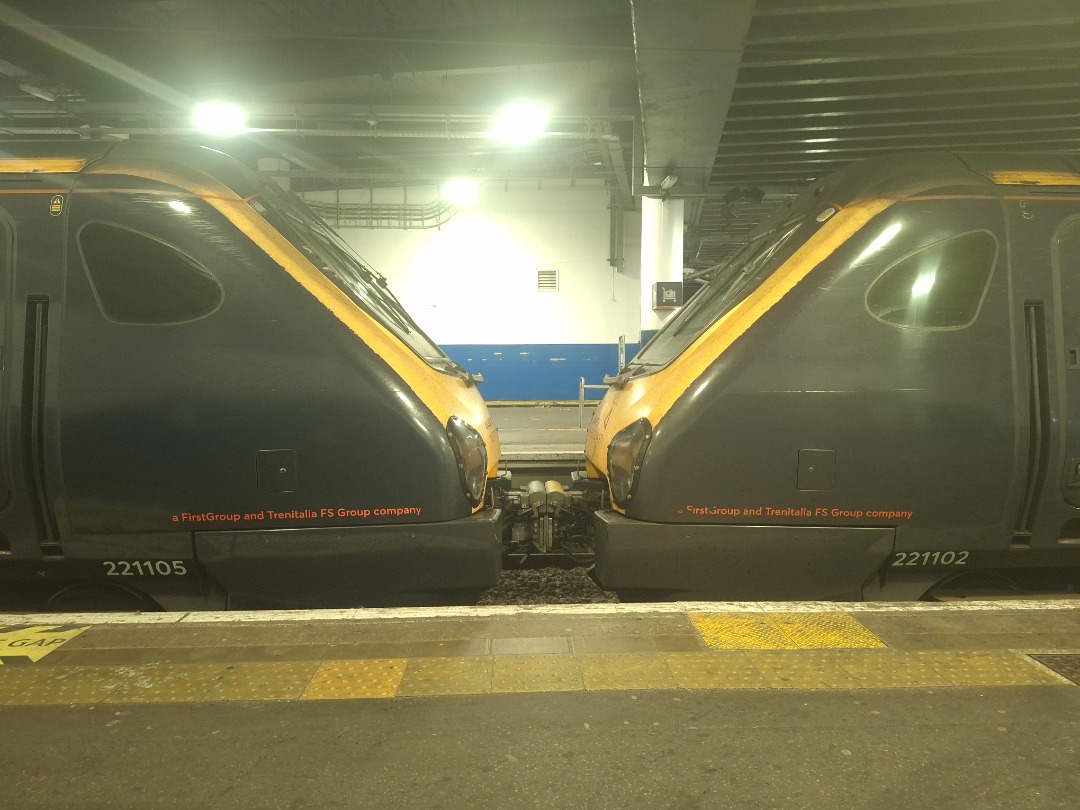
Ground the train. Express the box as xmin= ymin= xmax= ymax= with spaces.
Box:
xmin=0 ymin=140 xmax=502 ymax=610
xmin=584 ymin=151 xmax=1080 ymax=601
xmin=5 ymin=142 xmax=1080 ymax=610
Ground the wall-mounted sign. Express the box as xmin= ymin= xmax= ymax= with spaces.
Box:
xmin=652 ymin=281 xmax=683 ymax=310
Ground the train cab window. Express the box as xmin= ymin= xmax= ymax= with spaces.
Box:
xmin=865 ymin=230 xmax=997 ymax=330
xmin=78 ymin=222 xmax=224 ymax=325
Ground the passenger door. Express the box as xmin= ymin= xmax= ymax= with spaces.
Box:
xmin=1054 ymin=215 xmax=1080 ymax=512
xmin=0 ymin=210 xmax=11 ymax=519
xmin=0 ymin=195 xmax=66 ymax=561
xmin=1005 ymin=197 xmax=1080 ymax=547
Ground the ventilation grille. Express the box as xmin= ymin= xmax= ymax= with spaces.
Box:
xmin=537 ymin=267 xmax=559 ymax=292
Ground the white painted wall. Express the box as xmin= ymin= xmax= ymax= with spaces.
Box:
xmin=306 ymin=181 xmax=642 ymax=346
xmin=639 ymin=195 xmax=684 ymax=333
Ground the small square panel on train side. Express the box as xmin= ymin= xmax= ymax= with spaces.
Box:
xmin=797 ymin=449 xmax=835 ymax=492
xmin=257 ymin=449 xmax=298 ymax=493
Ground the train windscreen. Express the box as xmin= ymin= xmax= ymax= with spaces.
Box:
xmin=249 ymin=180 xmax=461 ymax=372
xmin=625 ymin=214 xmax=815 ymax=374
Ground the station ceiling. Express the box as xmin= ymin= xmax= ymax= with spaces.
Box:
xmin=1 ymin=0 xmax=1079 ymax=270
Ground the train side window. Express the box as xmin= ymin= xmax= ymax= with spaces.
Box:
xmin=78 ymin=222 xmax=223 ymax=325
xmin=865 ymin=230 xmax=997 ymax=330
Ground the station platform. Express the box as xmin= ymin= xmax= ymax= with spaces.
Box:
xmin=491 ymin=403 xmax=593 ymax=468
xmin=1 ymin=600 xmax=1078 ymax=808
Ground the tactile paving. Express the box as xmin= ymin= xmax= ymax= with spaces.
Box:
xmin=687 ymin=614 xmax=798 ymax=650
xmin=396 ymin=656 xmax=493 ymax=696
xmin=831 ymin=650 xmax=951 ymax=688
xmin=302 ymin=659 xmax=407 ymax=700
xmin=577 ymin=653 xmax=677 ymax=691
xmin=769 ymin=613 xmax=887 ymax=649
xmin=7 ymin=666 xmax=130 ymax=705
xmin=106 ymin=664 xmax=229 ymax=703
xmin=689 ymin=612 xmax=886 ymax=650
xmin=491 ymin=654 xmax=583 ymax=693
xmin=662 ymin=652 xmax=768 ymax=689
xmin=209 ymin=662 xmax=322 ymax=701
xmin=914 ymin=651 xmax=1063 ymax=686
xmin=0 ymin=607 xmax=1074 ymax=706
xmin=746 ymin=651 xmax=861 ymax=689
xmin=0 ymin=668 xmax=45 ymax=703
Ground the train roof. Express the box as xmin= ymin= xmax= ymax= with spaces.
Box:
xmin=742 ymin=151 xmax=1080 ymax=249
xmin=823 ymin=151 xmax=1080 ymax=206
xmin=0 ymin=139 xmax=261 ymax=198
xmin=0 ymin=139 xmax=117 ymax=166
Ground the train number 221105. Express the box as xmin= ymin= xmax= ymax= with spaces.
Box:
xmin=891 ymin=550 xmax=969 ymax=567
xmin=103 ymin=560 xmax=188 ymax=576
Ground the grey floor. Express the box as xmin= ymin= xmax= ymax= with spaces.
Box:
xmin=2 ymin=686 xmax=1077 ymax=809
xmin=3 ymin=605 xmax=1079 ymax=809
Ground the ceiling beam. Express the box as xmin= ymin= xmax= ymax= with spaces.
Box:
xmin=0 ymin=100 xmax=636 ymax=124
xmin=630 ymin=0 xmax=755 ymax=192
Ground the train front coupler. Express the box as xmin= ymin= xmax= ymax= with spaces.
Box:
xmin=497 ymin=475 xmax=603 ymax=561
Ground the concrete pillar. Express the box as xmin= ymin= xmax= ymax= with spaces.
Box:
xmin=639 ymin=194 xmax=684 ymax=343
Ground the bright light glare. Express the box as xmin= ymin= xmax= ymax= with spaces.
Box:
xmin=442 ymin=178 xmax=480 ymax=206
xmin=193 ymin=102 xmax=247 ymax=136
xmin=168 ymin=200 xmax=192 ymax=214
xmin=854 ymin=222 xmax=902 ymax=265
xmin=491 ymin=102 xmax=548 ymax=144
xmin=911 ymin=269 xmax=937 ymax=297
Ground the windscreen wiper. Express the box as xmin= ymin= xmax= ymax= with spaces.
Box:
xmin=604 ymin=361 xmax=664 ymax=387
xmin=428 ymin=356 xmax=484 ymax=385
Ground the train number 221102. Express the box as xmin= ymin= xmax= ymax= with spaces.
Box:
xmin=103 ymin=560 xmax=189 ymax=576
xmin=891 ymin=550 xmax=969 ymax=567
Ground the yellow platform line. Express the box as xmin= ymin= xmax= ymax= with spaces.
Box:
xmin=0 ymin=649 xmax=1068 ymax=705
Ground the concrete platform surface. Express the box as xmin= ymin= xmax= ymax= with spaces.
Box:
xmin=492 ymin=404 xmax=593 ymax=462
xmin=1 ymin=601 xmax=1078 ymax=809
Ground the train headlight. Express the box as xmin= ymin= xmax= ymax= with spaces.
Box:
xmin=447 ymin=416 xmax=488 ymax=507
xmin=607 ymin=418 xmax=652 ymax=508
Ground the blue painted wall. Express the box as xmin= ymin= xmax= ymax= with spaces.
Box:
xmin=444 ymin=343 xmax=642 ymax=401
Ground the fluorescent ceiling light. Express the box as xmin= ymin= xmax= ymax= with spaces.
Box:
xmin=193 ymin=102 xmax=247 ymax=136
xmin=442 ymin=178 xmax=480 ymax=206
xmin=19 ymin=83 xmax=56 ymax=102
xmin=491 ymin=102 xmax=548 ymax=145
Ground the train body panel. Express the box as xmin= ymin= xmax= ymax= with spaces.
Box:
xmin=587 ymin=152 xmax=1080 ymax=600
xmin=0 ymin=141 xmax=501 ymax=609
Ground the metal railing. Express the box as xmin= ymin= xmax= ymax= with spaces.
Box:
xmin=303 ymin=197 xmax=459 ymax=229
xmin=578 ymin=377 xmax=608 ymax=428
xmin=577 ymin=335 xmax=628 ymax=427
